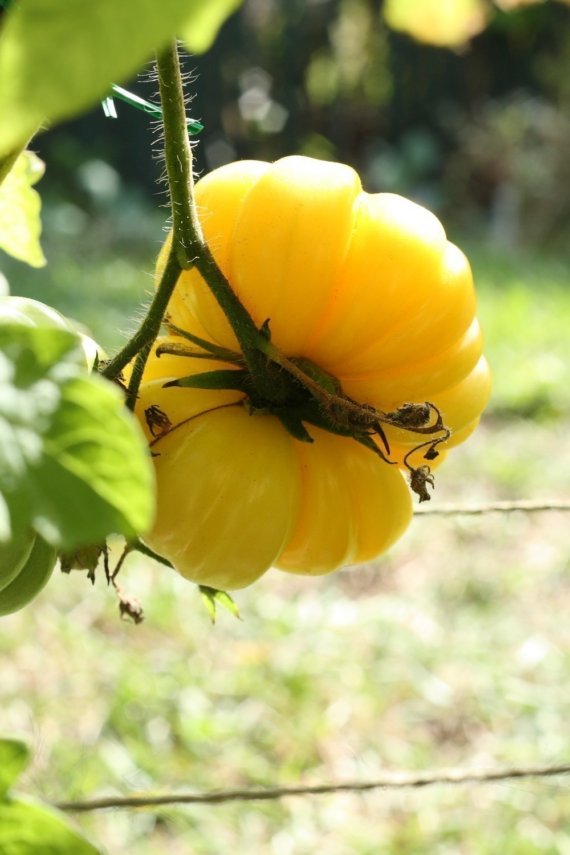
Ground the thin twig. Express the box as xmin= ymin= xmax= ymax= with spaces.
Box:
xmin=101 ymin=244 xmax=181 ymax=387
xmin=55 ymin=761 xmax=570 ymax=812
xmin=414 ymin=499 xmax=570 ymax=516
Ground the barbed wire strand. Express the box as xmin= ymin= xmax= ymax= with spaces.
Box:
xmin=56 ymin=762 xmax=570 ymax=812
xmin=414 ymin=499 xmax=570 ymax=516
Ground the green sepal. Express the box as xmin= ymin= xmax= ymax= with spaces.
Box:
xmin=156 ymin=343 xmax=234 ymax=362
xmin=352 ymin=431 xmax=394 ymax=463
xmin=290 ymin=357 xmax=343 ymax=396
xmin=164 ymin=321 xmax=243 ymax=364
xmin=277 ymin=412 xmax=314 ymax=443
xmin=163 ymin=369 xmax=249 ymax=392
xmin=259 ymin=318 xmax=272 ymax=340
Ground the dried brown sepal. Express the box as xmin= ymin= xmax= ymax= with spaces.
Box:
xmin=410 ymin=465 xmax=435 ymax=503
xmin=386 ymin=402 xmax=433 ymax=430
xmin=324 ymin=399 xmax=391 ymax=454
xmin=145 ymin=404 xmax=172 ymax=438
xmin=424 ymin=445 xmax=440 ymax=461
xmin=117 ymin=590 xmax=144 ymax=624
xmin=59 ymin=544 xmax=103 ymax=578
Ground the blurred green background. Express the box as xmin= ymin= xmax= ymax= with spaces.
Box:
xmin=1 ymin=1 xmax=570 ymax=853
xmin=14 ymin=0 xmax=570 ymax=252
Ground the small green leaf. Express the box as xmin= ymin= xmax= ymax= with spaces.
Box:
xmin=199 ymin=585 xmax=241 ymax=624
xmin=0 ymin=324 xmax=154 ymax=550
xmin=0 ymin=739 xmax=30 ymax=797
xmin=180 ymin=0 xmax=243 ymax=53
xmin=0 ymin=151 xmax=45 ymax=267
xmin=0 ymin=796 xmax=100 ymax=854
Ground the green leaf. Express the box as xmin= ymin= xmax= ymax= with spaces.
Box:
xmin=0 ymin=149 xmax=22 ymax=187
xmin=180 ymin=0 xmax=243 ymax=53
xmin=0 ymin=151 xmax=45 ymax=267
xmin=0 ymin=796 xmax=100 ymax=854
xmin=0 ymin=739 xmax=30 ymax=798
xmin=0 ymin=324 xmax=154 ymax=550
xmin=199 ymin=586 xmax=241 ymax=624
xmin=0 ymin=0 xmax=244 ymax=159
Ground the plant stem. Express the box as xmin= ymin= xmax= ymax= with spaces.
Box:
xmin=102 ymin=42 xmax=276 ymax=402
xmin=131 ymin=538 xmax=174 ymax=569
xmin=126 ymin=340 xmax=152 ymax=410
xmin=156 ymin=42 xmax=279 ymax=399
xmin=100 ymin=248 xmax=180 ymax=387
xmin=154 ymin=41 xmax=203 ymax=265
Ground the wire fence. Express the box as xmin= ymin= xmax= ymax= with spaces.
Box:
xmin=56 ymin=762 xmax=570 ymax=812
xmin=414 ymin=499 xmax=570 ymax=516
xmin=52 ymin=496 xmax=570 ymax=815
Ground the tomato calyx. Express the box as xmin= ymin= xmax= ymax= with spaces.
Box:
xmin=154 ymin=322 xmax=450 ymax=502
xmin=161 ymin=320 xmax=245 ymax=365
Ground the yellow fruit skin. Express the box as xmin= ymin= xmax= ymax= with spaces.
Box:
xmin=145 ymin=405 xmax=300 ymax=590
xmin=0 ymin=536 xmax=57 ymax=617
xmin=138 ymin=156 xmax=491 ymax=589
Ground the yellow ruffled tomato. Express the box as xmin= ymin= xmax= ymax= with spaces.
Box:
xmin=136 ymin=156 xmax=491 ymax=590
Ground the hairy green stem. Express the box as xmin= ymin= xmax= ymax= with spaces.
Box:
xmin=126 ymin=340 xmax=152 ymax=410
xmin=100 ymin=248 xmax=180 ymax=386
xmin=156 ymin=42 xmax=278 ymax=400
xmin=102 ymin=42 xmax=276 ymax=402
xmin=131 ymin=538 xmax=174 ymax=569
xmin=155 ymin=41 xmax=203 ymax=263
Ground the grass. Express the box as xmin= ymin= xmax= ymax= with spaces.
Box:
xmin=1 ymin=222 xmax=570 ymax=854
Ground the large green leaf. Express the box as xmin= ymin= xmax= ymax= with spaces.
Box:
xmin=0 ymin=739 xmax=30 ymax=798
xmin=0 ymin=324 xmax=154 ymax=549
xmin=180 ymin=0 xmax=243 ymax=53
xmin=0 ymin=796 xmax=100 ymax=854
xmin=0 ymin=0 xmax=244 ymax=159
xmin=0 ymin=151 xmax=45 ymax=268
